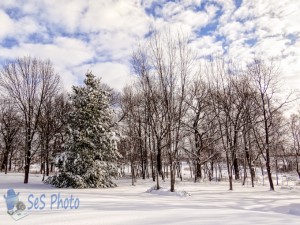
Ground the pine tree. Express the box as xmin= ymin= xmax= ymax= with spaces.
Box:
xmin=46 ymin=72 xmax=120 ymax=188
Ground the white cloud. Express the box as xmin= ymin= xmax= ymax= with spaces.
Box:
xmin=0 ymin=0 xmax=18 ymax=8
xmin=74 ymin=62 xmax=131 ymax=92
xmin=79 ymin=0 xmax=149 ymax=34
xmin=181 ymin=0 xmax=202 ymax=7
xmin=219 ymin=21 xmax=244 ymax=42
xmin=40 ymin=0 xmax=86 ymax=33
xmin=4 ymin=37 xmax=94 ymax=67
xmin=155 ymin=1 xmax=213 ymax=33
xmin=0 ymin=10 xmax=14 ymax=40
xmin=0 ymin=9 xmax=44 ymax=44
xmin=190 ymin=35 xmax=223 ymax=57
xmin=205 ymin=4 xmax=219 ymax=20
xmin=0 ymin=36 xmax=95 ymax=92
xmin=214 ymin=0 xmax=236 ymax=25
xmin=217 ymin=0 xmax=300 ymax=94
xmin=0 ymin=0 xmax=300 ymax=94
xmin=175 ymin=9 xmax=210 ymax=29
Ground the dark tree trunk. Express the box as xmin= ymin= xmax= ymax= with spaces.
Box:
xmin=46 ymin=140 xmax=50 ymax=176
xmin=40 ymin=139 xmax=44 ymax=174
xmin=8 ymin=151 xmax=13 ymax=171
xmin=210 ymin=161 xmax=214 ymax=181
xmin=131 ymin=159 xmax=135 ymax=186
xmin=275 ymin=158 xmax=279 ymax=186
xmin=233 ymin=157 xmax=239 ymax=180
xmin=8 ymin=153 xmax=12 ymax=172
xmin=195 ymin=161 xmax=202 ymax=182
xmin=266 ymin=159 xmax=274 ymax=190
xmin=46 ymin=159 xmax=49 ymax=176
xmin=41 ymin=162 xmax=44 ymax=175
xmin=296 ymin=159 xmax=300 ymax=180
xmin=170 ymin=163 xmax=175 ymax=192
xmin=2 ymin=150 xmax=9 ymax=174
xmin=245 ymin=150 xmax=255 ymax=187
xmin=242 ymin=159 xmax=247 ymax=186
xmin=50 ymin=163 xmax=54 ymax=173
xmin=24 ymin=163 xmax=30 ymax=184
xmin=226 ymin=151 xmax=233 ymax=190
xmin=193 ymin=123 xmax=202 ymax=182
xmin=151 ymin=153 xmax=155 ymax=181
xmin=156 ymin=140 xmax=162 ymax=176
xmin=8 ymin=151 xmax=16 ymax=171
xmin=156 ymin=165 xmax=160 ymax=189
xmin=24 ymin=138 xmax=31 ymax=184
xmin=262 ymin=97 xmax=274 ymax=191
xmin=166 ymin=163 xmax=169 ymax=178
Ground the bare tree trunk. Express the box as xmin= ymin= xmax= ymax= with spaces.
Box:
xmin=50 ymin=163 xmax=54 ymax=173
xmin=233 ymin=157 xmax=239 ymax=180
xmin=218 ymin=163 xmax=222 ymax=180
xmin=177 ymin=162 xmax=182 ymax=181
xmin=296 ymin=157 xmax=300 ymax=179
xmin=210 ymin=161 xmax=214 ymax=181
xmin=170 ymin=163 xmax=176 ymax=192
xmin=195 ymin=161 xmax=202 ymax=182
xmin=24 ymin=137 xmax=31 ymax=183
xmin=265 ymin=136 xmax=274 ymax=190
xmin=2 ymin=151 xmax=9 ymax=174
xmin=151 ymin=152 xmax=155 ymax=181
xmin=4 ymin=159 xmax=8 ymax=174
xmin=156 ymin=140 xmax=162 ymax=177
xmin=226 ymin=151 xmax=233 ymax=190
xmin=260 ymin=158 xmax=265 ymax=186
xmin=242 ymin=158 xmax=247 ymax=186
xmin=45 ymin=136 xmax=50 ymax=176
xmin=24 ymin=162 xmax=30 ymax=183
xmin=9 ymin=153 xmax=12 ymax=172
xmin=156 ymin=165 xmax=160 ymax=189
xmin=245 ymin=150 xmax=255 ymax=187
xmin=46 ymin=157 xmax=49 ymax=176
xmin=131 ymin=161 xmax=135 ymax=186
xmin=275 ymin=158 xmax=279 ymax=186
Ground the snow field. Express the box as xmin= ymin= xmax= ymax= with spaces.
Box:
xmin=1 ymin=173 xmax=300 ymax=225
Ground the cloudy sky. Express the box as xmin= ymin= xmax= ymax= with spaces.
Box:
xmin=0 ymin=0 xmax=299 ymax=92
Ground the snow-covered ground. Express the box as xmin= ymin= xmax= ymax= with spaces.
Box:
xmin=1 ymin=173 xmax=300 ymax=225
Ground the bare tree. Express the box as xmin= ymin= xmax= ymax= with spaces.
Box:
xmin=235 ymin=76 xmax=260 ymax=187
xmin=146 ymin=31 xmax=195 ymax=192
xmin=128 ymin=30 xmax=197 ymax=191
xmin=290 ymin=114 xmax=300 ymax=179
xmin=0 ymin=99 xmax=21 ymax=174
xmin=184 ymin=78 xmax=219 ymax=182
xmin=38 ymin=93 xmax=70 ymax=180
xmin=131 ymin=43 xmax=169 ymax=189
xmin=120 ymin=86 xmax=145 ymax=185
xmin=247 ymin=58 xmax=292 ymax=191
xmin=0 ymin=56 xmax=61 ymax=183
xmin=207 ymin=58 xmax=245 ymax=190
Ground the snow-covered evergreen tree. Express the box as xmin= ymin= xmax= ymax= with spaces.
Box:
xmin=46 ymin=72 xmax=119 ymax=188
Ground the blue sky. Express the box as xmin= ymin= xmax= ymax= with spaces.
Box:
xmin=0 ymin=0 xmax=299 ymax=91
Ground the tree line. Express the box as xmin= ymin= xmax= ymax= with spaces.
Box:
xmin=0 ymin=57 xmax=69 ymax=183
xmin=118 ymin=32 xmax=297 ymax=192
xmin=0 ymin=32 xmax=299 ymax=192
